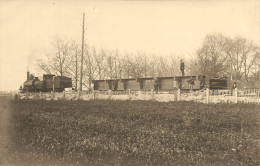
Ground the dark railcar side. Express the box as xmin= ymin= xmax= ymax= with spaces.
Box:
xmin=209 ymin=78 xmax=227 ymax=90
xmin=92 ymin=75 xmax=206 ymax=91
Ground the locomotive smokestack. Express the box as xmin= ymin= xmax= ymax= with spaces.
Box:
xmin=27 ymin=71 xmax=30 ymax=81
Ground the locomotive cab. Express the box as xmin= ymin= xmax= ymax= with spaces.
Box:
xmin=21 ymin=72 xmax=72 ymax=92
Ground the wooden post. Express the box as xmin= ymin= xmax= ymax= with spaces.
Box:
xmin=63 ymin=91 xmax=65 ymax=100
xmin=77 ymin=90 xmax=80 ymax=100
xmin=151 ymin=89 xmax=154 ymax=100
xmin=206 ymin=88 xmax=209 ymax=104
xmin=109 ymin=90 xmax=112 ymax=100
xmin=257 ymin=90 xmax=259 ymax=105
xmin=177 ymin=89 xmax=181 ymax=101
xmin=39 ymin=91 xmax=42 ymax=99
xmin=93 ymin=90 xmax=96 ymax=100
xmin=234 ymin=88 xmax=238 ymax=103
xmin=127 ymin=89 xmax=131 ymax=100
xmin=51 ymin=91 xmax=53 ymax=100
xmin=257 ymin=90 xmax=260 ymax=105
xmin=174 ymin=89 xmax=177 ymax=101
xmin=138 ymin=91 xmax=142 ymax=96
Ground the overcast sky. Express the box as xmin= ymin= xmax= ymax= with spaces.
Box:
xmin=0 ymin=0 xmax=260 ymax=91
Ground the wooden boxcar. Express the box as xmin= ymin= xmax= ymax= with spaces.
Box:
xmin=92 ymin=75 xmax=206 ymax=91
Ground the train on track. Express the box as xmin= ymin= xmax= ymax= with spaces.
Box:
xmin=20 ymin=72 xmax=234 ymax=92
xmin=20 ymin=72 xmax=72 ymax=92
xmin=92 ymin=75 xmax=233 ymax=91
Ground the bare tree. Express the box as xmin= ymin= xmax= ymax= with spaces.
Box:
xmin=67 ymin=40 xmax=81 ymax=90
xmin=105 ymin=50 xmax=116 ymax=79
xmin=239 ymin=40 xmax=259 ymax=82
xmin=194 ymin=34 xmax=229 ymax=78
xmin=83 ymin=46 xmax=98 ymax=91
xmin=94 ymin=48 xmax=107 ymax=80
xmin=168 ymin=54 xmax=179 ymax=76
xmin=121 ymin=52 xmax=132 ymax=78
xmin=225 ymin=36 xmax=260 ymax=81
xmin=158 ymin=56 xmax=170 ymax=77
xmin=129 ymin=51 xmax=150 ymax=77
xmin=149 ymin=54 xmax=158 ymax=77
xmin=38 ymin=36 xmax=73 ymax=76
xmin=114 ymin=49 xmax=124 ymax=79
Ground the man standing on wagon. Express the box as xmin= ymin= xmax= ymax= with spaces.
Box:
xmin=180 ymin=59 xmax=185 ymax=76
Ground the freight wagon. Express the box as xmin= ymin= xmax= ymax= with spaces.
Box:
xmin=93 ymin=75 xmax=208 ymax=91
xmin=92 ymin=76 xmax=235 ymax=91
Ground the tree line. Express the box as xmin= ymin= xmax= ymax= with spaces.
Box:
xmin=37 ymin=34 xmax=260 ymax=90
xmin=192 ymin=34 xmax=260 ymax=83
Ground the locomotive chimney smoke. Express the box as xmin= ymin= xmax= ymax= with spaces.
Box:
xmin=27 ymin=71 xmax=30 ymax=81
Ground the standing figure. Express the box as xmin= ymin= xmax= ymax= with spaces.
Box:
xmin=232 ymin=82 xmax=237 ymax=95
xmin=187 ymin=77 xmax=195 ymax=92
xmin=93 ymin=82 xmax=98 ymax=90
xmin=233 ymin=82 xmax=237 ymax=90
xmin=154 ymin=77 xmax=159 ymax=92
xmin=199 ymin=75 xmax=205 ymax=89
xmin=180 ymin=60 xmax=185 ymax=76
xmin=113 ymin=80 xmax=118 ymax=91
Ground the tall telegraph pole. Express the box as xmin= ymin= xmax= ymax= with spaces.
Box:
xmin=79 ymin=13 xmax=85 ymax=92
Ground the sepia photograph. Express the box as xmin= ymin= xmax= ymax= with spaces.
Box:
xmin=0 ymin=0 xmax=260 ymax=165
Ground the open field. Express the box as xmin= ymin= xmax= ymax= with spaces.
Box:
xmin=1 ymin=100 xmax=260 ymax=165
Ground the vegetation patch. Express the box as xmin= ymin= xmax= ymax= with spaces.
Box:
xmin=10 ymin=100 xmax=260 ymax=165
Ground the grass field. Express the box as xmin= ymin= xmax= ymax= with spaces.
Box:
xmin=5 ymin=100 xmax=260 ymax=165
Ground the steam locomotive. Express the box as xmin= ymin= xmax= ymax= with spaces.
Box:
xmin=92 ymin=75 xmax=232 ymax=91
xmin=20 ymin=72 xmax=72 ymax=92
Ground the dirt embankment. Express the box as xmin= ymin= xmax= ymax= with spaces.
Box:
xmin=0 ymin=97 xmax=15 ymax=165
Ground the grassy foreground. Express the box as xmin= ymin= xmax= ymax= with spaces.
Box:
xmin=9 ymin=100 xmax=260 ymax=165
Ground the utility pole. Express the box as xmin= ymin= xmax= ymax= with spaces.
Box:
xmin=75 ymin=48 xmax=78 ymax=91
xmin=79 ymin=13 xmax=85 ymax=92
